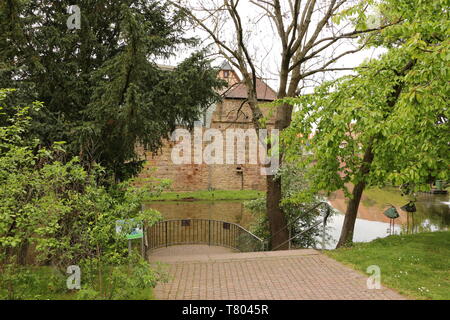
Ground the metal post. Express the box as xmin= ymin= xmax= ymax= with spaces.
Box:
xmin=288 ymin=228 xmax=291 ymax=250
xmin=165 ymin=221 xmax=168 ymax=247
xmin=140 ymin=204 xmax=145 ymax=258
xmin=407 ymin=212 xmax=410 ymax=234
xmin=144 ymin=223 xmax=148 ymax=258
xmin=208 ymin=220 xmax=211 ymax=246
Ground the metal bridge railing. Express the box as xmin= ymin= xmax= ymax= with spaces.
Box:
xmin=269 ymin=202 xmax=332 ymax=251
xmin=147 ymin=203 xmax=332 ymax=253
xmin=147 ymin=219 xmax=265 ymax=252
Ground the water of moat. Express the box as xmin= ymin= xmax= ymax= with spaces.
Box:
xmin=144 ymin=188 xmax=449 ymax=249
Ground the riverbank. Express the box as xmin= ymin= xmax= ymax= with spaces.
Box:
xmin=144 ymin=189 xmax=263 ymax=202
xmin=324 ymin=231 xmax=450 ymax=300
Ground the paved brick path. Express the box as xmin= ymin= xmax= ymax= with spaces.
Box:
xmin=149 ymin=246 xmax=405 ymax=300
xmin=150 ymin=245 xmax=236 ymax=257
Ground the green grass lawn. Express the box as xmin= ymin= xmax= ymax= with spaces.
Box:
xmin=325 ymin=231 xmax=450 ymax=300
xmin=145 ymin=189 xmax=264 ymax=201
xmin=363 ymin=187 xmax=407 ymax=206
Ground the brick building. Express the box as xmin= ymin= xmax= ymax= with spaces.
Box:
xmin=138 ymin=62 xmax=277 ymax=191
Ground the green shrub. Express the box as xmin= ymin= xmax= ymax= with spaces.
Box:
xmin=0 ymin=89 xmax=164 ymax=299
xmin=0 ymin=265 xmax=66 ymax=300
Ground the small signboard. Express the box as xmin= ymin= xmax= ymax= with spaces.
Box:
xmin=116 ymin=219 xmax=143 ymax=240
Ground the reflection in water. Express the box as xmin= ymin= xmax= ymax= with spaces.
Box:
xmin=143 ymin=201 xmax=255 ymax=230
xmin=323 ymin=213 xmax=402 ymax=249
xmin=144 ymin=188 xmax=449 ymax=250
xmin=325 ymin=188 xmax=449 ymax=249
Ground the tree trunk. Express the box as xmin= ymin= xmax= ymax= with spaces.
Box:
xmin=335 ymin=180 xmax=366 ymax=248
xmin=335 ymin=61 xmax=413 ymax=248
xmin=266 ymin=174 xmax=289 ymax=250
xmin=336 ymin=144 xmax=375 ymax=248
xmin=263 ymin=81 xmax=293 ymax=249
xmin=17 ymin=241 xmax=29 ymax=265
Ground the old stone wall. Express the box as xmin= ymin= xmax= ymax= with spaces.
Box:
xmin=137 ymin=76 xmax=276 ymax=192
xmin=138 ymin=126 xmax=269 ymax=191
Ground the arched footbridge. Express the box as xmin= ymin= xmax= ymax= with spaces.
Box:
xmin=146 ymin=202 xmax=332 ymax=253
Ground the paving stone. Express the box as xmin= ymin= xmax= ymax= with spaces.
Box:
xmin=150 ymin=245 xmax=406 ymax=300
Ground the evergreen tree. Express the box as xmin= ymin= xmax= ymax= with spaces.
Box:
xmin=0 ymin=0 xmax=224 ymax=180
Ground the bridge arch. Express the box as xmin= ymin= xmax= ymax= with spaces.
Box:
xmin=147 ymin=219 xmax=265 ymax=252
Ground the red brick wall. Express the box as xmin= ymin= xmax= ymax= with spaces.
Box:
xmin=137 ymin=73 xmax=276 ymax=192
xmin=138 ymin=127 xmax=268 ymax=191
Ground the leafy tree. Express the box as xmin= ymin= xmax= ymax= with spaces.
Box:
xmin=282 ymin=0 xmax=449 ymax=247
xmin=0 ymin=89 xmax=164 ymax=299
xmin=174 ymin=0 xmax=399 ymax=249
xmin=0 ymin=0 xmax=225 ymax=181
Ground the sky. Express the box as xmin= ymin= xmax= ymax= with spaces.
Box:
xmin=158 ymin=0 xmax=386 ymax=94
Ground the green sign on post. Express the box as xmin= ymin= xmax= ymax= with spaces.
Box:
xmin=115 ymin=219 xmax=143 ymax=239
xmin=116 ymin=219 xmax=147 ymax=258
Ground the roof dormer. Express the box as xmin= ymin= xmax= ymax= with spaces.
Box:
xmin=218 ymin=61 xmax=240 ymax=86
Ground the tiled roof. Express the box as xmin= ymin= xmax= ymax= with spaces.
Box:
xmin=224 ymin=78 xmax=277 ymax=101
xmin=156 ymin=61 xmax=278 ymax=102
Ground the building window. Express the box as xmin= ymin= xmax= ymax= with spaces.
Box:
xmin=223 ymin=70 xmax=229 ymax=78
